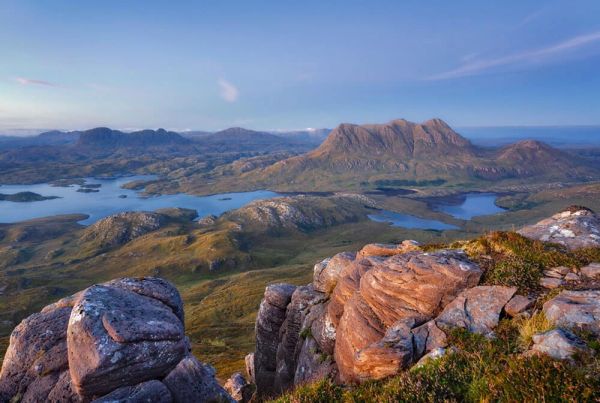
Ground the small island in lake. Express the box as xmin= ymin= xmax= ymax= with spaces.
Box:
xmin=0 ymin=191 xmax=60 ymax=202
xmin=80 ymin=183 xmax=102 ymax=189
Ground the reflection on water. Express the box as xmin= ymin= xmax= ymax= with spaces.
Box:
xmin=0 ymin=176 xmax=279 ymax=225
xmin=368 ymin=193 xmax=506 ymax=230
xmin=432 ymin=193 xmax=505 ymax=220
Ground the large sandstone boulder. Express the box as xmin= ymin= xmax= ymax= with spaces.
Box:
xmin=334 ymin=250 xmax=482 ymax=382
xmin=0 ymin=277 xmax=231 ymax=402
xmin=68 ymin=283 xmax=186 ymax=397
xmin=518 ymin=206 xmax=600 ymax=250
xmin=543 ymin=290 xmax=600 ymax=335
xmin=250 ymin=248 xmax=483 ymax=394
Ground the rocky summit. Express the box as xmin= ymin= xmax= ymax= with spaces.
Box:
xmin=0 ymin=277 xmax=232 ymax=402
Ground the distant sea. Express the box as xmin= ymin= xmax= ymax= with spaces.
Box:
xmin=456 ymin=126 xmax=600 ymax=148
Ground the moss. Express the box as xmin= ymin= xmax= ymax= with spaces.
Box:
xmin=300 ymin=327 xmax=312 ymax=340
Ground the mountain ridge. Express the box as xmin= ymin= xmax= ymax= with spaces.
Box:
xmin=244 ymin=118 xmax=598 ymax=190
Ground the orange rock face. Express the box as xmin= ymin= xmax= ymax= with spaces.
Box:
xmin=334 ymin=250 xmax=482 ymax=382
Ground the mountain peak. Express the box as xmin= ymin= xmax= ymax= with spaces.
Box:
xmin=316 ymin=118 xmax=473 ymax=159
xmin=77 ymin=127 xmax=189 ymax=148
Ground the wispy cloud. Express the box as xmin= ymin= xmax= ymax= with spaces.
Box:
xmin=15 ymin=77 xmax=58 ymax=87
xmin=218 ymin=78 xmax=239 ymax=102
xmin=428 ymin=31 xmax=600 ymax=80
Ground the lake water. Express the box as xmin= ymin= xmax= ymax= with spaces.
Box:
xmin=432 ymin=193 xmax=505 ymax=220
xmin=368 ymin=210 xmax=459 ymax=230
xmin=368 ymin=192 xmax=505 ymax=230
xmin=0 ymin=176 xmax=279 ymax=225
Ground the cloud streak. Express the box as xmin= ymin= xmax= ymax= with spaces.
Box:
xmin=15 ymin=77 xmax=58 ymax=87
xmin=218 ymin=78 xmax=239 ymax=102
xmin=429 ymin=31 xmax=600 ymax=80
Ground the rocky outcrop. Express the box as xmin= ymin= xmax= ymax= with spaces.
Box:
xmin=254 ymin=283 xmax=296 ymax=396
xmin=81 ymin=212 xmax=166 ymax=248
xmin=543 ymin=290 xmax=600 ymax=336
xmin=275 ymin=285 xmax=326 ymax=391
xmin=0 ymin=277 xmax=232 ymax=402
xmin=248 ymin=243 xmax=504 ymax=395
xmin=518 ymin=206 xmax=600 ymax=250
xmin=226 ymin=194 xmax=376 ymax=233
xmin=248 ymin=215 xmax=600 ymax=397
xmin=335 ymin=250 xmax=482 ymax=382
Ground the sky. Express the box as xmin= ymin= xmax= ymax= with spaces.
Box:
xmin=1 ymin=0 xmax=600 ymax=133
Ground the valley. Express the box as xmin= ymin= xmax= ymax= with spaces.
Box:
xmin=1 ymin=118 xmax=600 ymax=384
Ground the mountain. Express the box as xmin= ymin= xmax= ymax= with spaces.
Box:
xmin=245 ymin=118 xmax=598 ymax=190
xmin=0 ymin=130 xmax=79 ymax=150
xmin=493 ymin=140 xmax=584 ymax=177
xmin=196 ymin=127 xmax=314 ymax=152
xmin=77 ymin=127 xmax=190 ymax=148
xmin=316 ymin=118 xmax=473 ymax=157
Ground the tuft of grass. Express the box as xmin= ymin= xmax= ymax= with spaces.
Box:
xmin=515 ymin=312 xmax=554 ymax=350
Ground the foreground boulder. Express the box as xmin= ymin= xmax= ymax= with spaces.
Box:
xmin=0 ymin=277 xmax=232 ymax=402
xmin=518 ymin=206 xmax=600 ymax=250
xmin=335 ymin=250 xmax=482 ymax=382
xmin=530 ymin=329 xmax=588 ymax=360
xmin=249 ymin=245 xmax=490 ymax=395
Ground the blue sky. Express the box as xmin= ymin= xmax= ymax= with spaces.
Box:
xmin=1 ymin=0 xmax=600 ymax=132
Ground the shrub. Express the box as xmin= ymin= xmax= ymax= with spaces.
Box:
xmin=484 ymin=255 xmax=542 ymax=292
xmin=514 ymin=312 xmax=554 ymax=350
